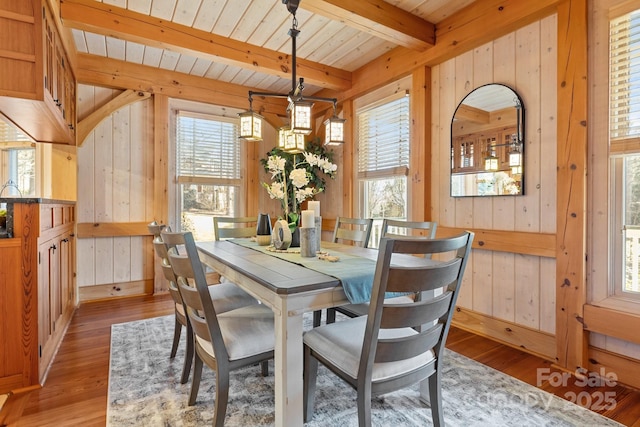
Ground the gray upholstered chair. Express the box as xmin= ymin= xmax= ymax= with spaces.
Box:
xmin=150 ymin=222 xmax=260 ymax=385
xmin=324 ymin=219 xmax=439 ymax=325
xmin=313 ymin=217 xmax=374 ymax=327
xmin=213 ymin=216 xmax=258 ymax=240
xmin=163 ymin=230 xmax=275 ymax=427
xmin=303 ymin=232 xmax=474 ymax=427
xmin=332 ymin=216 xmax=373 ymax=247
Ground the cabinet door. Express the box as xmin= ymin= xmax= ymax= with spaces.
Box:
xmin=37 ymin=240 xmax=53 ymax=359
xmin=42 ymin=3 xmax=55 ymax=100
xmin=59 ymin=233 xmax=74 ymax=315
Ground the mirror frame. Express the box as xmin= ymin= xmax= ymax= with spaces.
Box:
xmin=450 ymin=83 xmax=525 ymax=197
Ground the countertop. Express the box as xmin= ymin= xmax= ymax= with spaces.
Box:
xmin=0 ymin=198 xmax=76 ymax=204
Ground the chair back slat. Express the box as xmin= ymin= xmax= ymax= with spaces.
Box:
xmin=384 ymin=259 xmax=462 ymax=293
xmin=375 ymin=324 xmax=443 ymax=363
xmin=214 ymin=216 xmax=258 ymax=241
xmin=380 ymin=292 xmax=452 ymax=329
xmin=359 ymin=231 xmax=474 ymax=380
xmin=333 ymin=217 xmax=373 ymax=247
xmin=381 ymin=219 xmax=437 ymax=239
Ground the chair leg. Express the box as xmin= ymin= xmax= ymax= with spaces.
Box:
xmin=213 ymin=369 xmax=230 ymax=427
xmin=428 ymin=371 xmax=444 ymax=427
xmin=312 ymin=310 xmax=322 ymax=327
xmin=303 ymin=346 xmax=318 ymax=422
xmin=326 ymin=308 xmax=337 ymax=324
xmin=189 ymin=353 xmax=203 ymax=406
xmin=170 ymin=317 xmax=182 ymax=358
xmin=357 ymin=382 xmax=372 ymax=427
xmin=261 ymin=360 xmax=269 ymax=376
xmin=181 ymin=322 xmax=194 ymax=384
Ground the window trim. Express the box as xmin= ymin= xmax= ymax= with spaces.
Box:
xmin=169 ymin=100 xmax=247 ymax=235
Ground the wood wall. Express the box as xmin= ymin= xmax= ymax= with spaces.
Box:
xmin=432 ymin=15 xmax=558 ymax=359
xmin=75 ymin=85 xmax=155 ymax=300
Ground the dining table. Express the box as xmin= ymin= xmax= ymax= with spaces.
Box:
xmin=196 ymin=238 xmax=432 ymax=427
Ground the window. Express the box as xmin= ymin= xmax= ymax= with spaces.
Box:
xmin=175 ymin=111 xmax=242 ymax=241
xmin=0 ymin=120 xmax=35 ymax=198
xmin=357 ymin=92 xmax=410 ymax=247
xmin=610 ymin=9 xmax=640 ymax=299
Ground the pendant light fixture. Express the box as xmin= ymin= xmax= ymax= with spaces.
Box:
xmin=238 ymin=0 xmax=345 ymax=148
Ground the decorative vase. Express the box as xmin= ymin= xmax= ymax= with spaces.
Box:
xmin=272 ymin=219 xmax=292 ymax=250
xmin=290 ymin=226 xmax=300 ymax=247
xmin=256 ymin=213 xmax=272 ymax=246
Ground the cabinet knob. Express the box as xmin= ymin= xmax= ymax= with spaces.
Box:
xmin=50 ymin=244 xmax=57 ymax=251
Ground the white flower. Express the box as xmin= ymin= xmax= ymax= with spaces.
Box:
xmin=296 ymin=187 xmax=315 ymax=203
xmin=289 ymin=168 xmax=309 ymax=188
xmin=304 ymin=152 xmax=320 ymax=167
xmin=267 ymin=155 xmax=286 ymax=172
xmin=266 ymin=182 xmax=285 ymax=199
xmin=318 ymin=158 xmax=337 ymax=174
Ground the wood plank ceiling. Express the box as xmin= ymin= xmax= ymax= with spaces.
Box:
xmin=61 ymin=0 xmax=476 ymax=100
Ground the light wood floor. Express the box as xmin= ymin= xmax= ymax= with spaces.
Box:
xmin=16 ymin=294 xmax=640 ymax=426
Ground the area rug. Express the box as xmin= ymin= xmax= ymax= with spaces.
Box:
xmin=107 ymin=315 xmax=621 ymax=426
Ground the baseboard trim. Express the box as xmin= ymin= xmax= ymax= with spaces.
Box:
xmin=78 ymin=279 xmax=154 ymax=302
xmin=452 ymin=307 xmax=557 ymax=361
xmin=588 ymin=347 xmax=640 ymax=389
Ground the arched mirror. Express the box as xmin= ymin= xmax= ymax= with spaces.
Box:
xmin=451 ymin=84 xmax=524 ymax=197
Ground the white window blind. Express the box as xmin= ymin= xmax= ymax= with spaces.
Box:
xmin=176 ymin=111 xmax=241 ymax=181
xmin=357 ymin=95 xmax=410 ymax=177
xmin=0 ymin=120 xmax=31 ymax=142
xmin=610 ymin=10 xmax=640 ymax=140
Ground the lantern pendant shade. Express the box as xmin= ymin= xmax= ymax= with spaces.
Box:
xmin=484 ymin=156 xmax=499 ymax=171
xmin=509 ymin=152 xmax=522 ymax=167
xmin=290 ymin=101 xmax=313 ymax=134
xmin=278 ymin=126 xmax=305 ymax=153
xmin=239 ymin=111 xmax=263 ymax=141
xmin=324 ymin=116 xmax=346 ymax=145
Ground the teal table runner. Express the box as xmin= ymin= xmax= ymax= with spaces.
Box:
xmin=232 ymin=239 xmax=377 ymax=304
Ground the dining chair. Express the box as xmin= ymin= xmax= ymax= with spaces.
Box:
xmin=303 ymin=231 xmax=474 ymax=427
xmin=380 ymin=219 xmax=437 ymax=240
xmin=163 ymin=230 xmax=275 ymax=426
xmin=150 ymin=223 xmax=261 ymax=384
xmin=323 ymin=219 xmax=439 ymax=326
xmin=332 ymin=216 xmax=374 ymax=247
xmin=213 ymin=216 xmax=258 ymax=241
xmin=313 ymin=217 xmax=373 ymax=327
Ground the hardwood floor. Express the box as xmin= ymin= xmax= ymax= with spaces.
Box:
xmin=16 ymin=294 xmax=640 ymax=426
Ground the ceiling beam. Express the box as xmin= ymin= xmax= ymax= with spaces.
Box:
xmin=315 ymin=0 xmax=561 ymax=102
xmin=300 ymin=0 xmax=435 ymax=51
xmin=75 ymin=54 xmax=289 ymax=116
xmin=60 ymin=0 xmax=351 ymax=91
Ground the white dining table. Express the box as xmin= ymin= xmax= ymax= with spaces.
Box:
xmin=196 ymin=239 xmax=432 ymax=426
xmin=196 ymin=240 xmax=354 ymax=426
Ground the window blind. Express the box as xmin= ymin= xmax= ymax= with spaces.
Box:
xmin=176 ymin=111 xmax=241 ymax=180
xmin=0 ymin=120 xmax=31 ymax=142
xmin=610 ymin=10 xmax=640 ymax=140
xmin=357 ymin=95 xmax=410 ymax=176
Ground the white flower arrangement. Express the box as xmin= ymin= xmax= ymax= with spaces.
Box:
xmin=261 ymin=142 xmax=337 ymax=227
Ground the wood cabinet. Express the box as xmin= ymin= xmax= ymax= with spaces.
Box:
xmin=0 ymin=0 xmax=76 ymax=145
xmin=452 ymin=126 xmax=517 ymax=174
xmin=0 ymin=200 xmax=75 ymax=394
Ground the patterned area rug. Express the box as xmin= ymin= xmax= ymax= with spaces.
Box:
xmin=108 ymin=315 xmax=621 ymax=426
